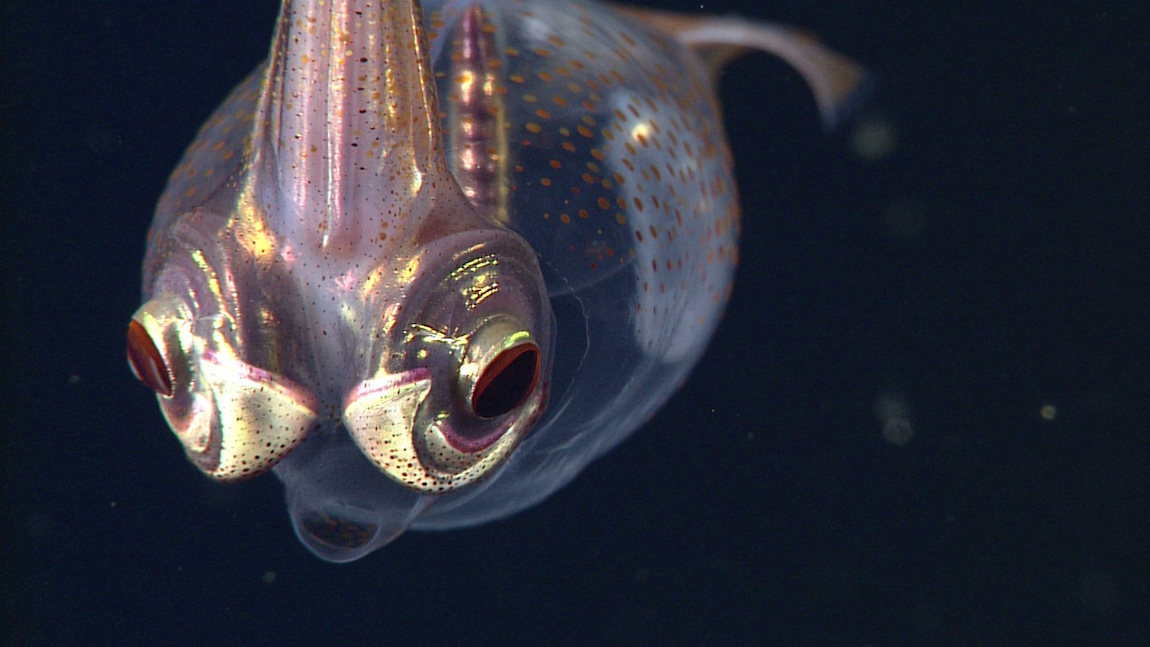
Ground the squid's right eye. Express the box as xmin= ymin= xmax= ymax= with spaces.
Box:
xmin=127 ymin=318 xmax=175 ymax=397
xmin=127 ymin=296 xmax=190 ymax=398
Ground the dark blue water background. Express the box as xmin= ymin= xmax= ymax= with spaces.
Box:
xmin=3 ymin=1 xmax=1147 ymax=645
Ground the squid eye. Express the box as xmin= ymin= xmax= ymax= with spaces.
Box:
xmin=127 ymin=319 xmax=174 ymax=397
xmin=471 ymin=342 xmax=540 ymax=418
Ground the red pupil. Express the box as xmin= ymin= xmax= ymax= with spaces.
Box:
xmin=472 ymin=344 xmax=540 ymax=418
xmin=127 ymin=319 xmax=173 ymax=397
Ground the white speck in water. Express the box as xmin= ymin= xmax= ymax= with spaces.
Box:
xmin=874 ymin=390 xmax=915 ymax=446
xmin=852 ymin=115 xmax=898 ymax=161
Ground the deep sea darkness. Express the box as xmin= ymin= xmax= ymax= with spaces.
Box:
xmin=3 ymin=1 xmax=1147 ymax=645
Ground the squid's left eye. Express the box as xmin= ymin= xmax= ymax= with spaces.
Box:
xmin=471 ymin=342 xmax=540 ymax=418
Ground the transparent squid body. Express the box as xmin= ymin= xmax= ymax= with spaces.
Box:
xmin=128 ymin=0 xmax=864 ymax=561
